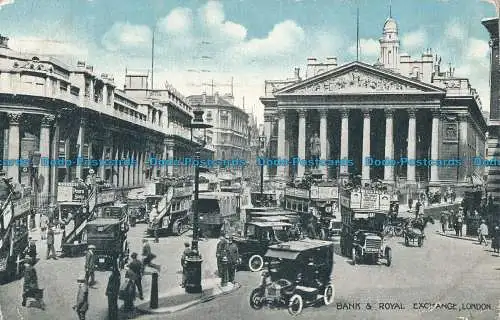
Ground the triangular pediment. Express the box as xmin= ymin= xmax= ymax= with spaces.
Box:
xmin=275 ymin=61 xmax=445 ymax=95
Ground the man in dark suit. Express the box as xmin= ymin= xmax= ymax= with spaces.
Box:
xmin=226 ymin=236 xmax=239 ymax=284
xmin=85 ymin=245 xmax=96 ymax=286
xmin=105 ymin=268 xmax=120 ymax=320
xmin=128 ymin=252 xmax=143 ymax=299
xmin=46 ymin=225 xmax=57 ymax=260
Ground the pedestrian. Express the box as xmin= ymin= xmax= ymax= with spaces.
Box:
xmin=46 ymin=225 xmax=57 ymax=260
xmin=128 ymin=252 xmax=143 ymax=300
xmin=40 ymin=213 xmax=48 ymax=240
xmin=415 ymin=200 xmax=421 ymax=217
xmin=142 ymin=239 xmax=161 ymax=272
xmin=440 ymin=211 xmax=447 ymax=233
xmin=181 ymin=242 xmax=193 ymax=287
xmin=492 ymin=225 xmax=500 ymax=256
xmin=85 ymin=245 xmax=96 ymax=286
xmin=21 ymin=258 xmax=44 ymax=309
xmin=73 ymin=274 xmax=89 ymax=320
xmin=120 ymin=266 xmax=137 ymax=312
xmin=226 ymin=235 xmax=239 ymax=284
xmin=216 ymin=235 xmax=228 ymax=278
xmin=24 ymin=237 xmax=37 ymax=263
xmin=106 ymin=268 xmax=120 ymax=320
xmin=478 ymin=219 xmax=489 ymax=246
xmin=408 ymin=196 xmax=413 ymax=210
xmin=454 ymin=213 xmax=463 ymax=237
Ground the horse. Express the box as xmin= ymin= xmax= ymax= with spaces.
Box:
xmin=404 ymin=216 xmax=435 ymax=247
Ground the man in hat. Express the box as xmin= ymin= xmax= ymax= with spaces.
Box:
xmin=73 ymin=274 xmax=89 ymax=319
xmin=85 ymin=245 xmax=96 ymax=286
xmin=181 ymin=242 xmax=193 ymax=287
xmin=142 ymin=238 xmax=160 ymax=272
xmin=128 ymin=252 xmax=143 ymax=300
xmin=46 ymin=224 xmax=57 ymax=260
xmin=226 ymin=235 xmax=239 ymax=284
xmin=22 ymin=257 xmax=44 ymax=309
xmin=106 ymin=267 xmax=120 ymax=320
xmin=216 ymin=235 xmax=228 ymax=278
xmin=478 ymin=219 xmax=489 ymax=246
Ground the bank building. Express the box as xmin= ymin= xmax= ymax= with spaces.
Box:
xmin=260 ymin=15 xmax=487 ymax=194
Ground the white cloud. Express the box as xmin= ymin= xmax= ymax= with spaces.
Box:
xmin=158 ymin=7 xmax=192 ymax=34
xmin=445 ymin=20 xmax=466 ymax=40
xmin=402 ymin=29 xmax=427 ymax=50
xmin=200 ymin=1 xmax=247 ymax=42
xmin=230 ymin=20 xmax=304 ymax=57
xmin=0 ymin=0 xmax=14 ymax=9
xmin=481 ymin=0 xmax=500 ymax=14
xmin=466 ymin=38 xmax=489 ymax=60
xmin=9 ymin=36 xmax=89 ymax=58
xmin=101 ymin=22 xmax=151 ymax=52
xmin=348 ymin=38 xmax=379 ymax=58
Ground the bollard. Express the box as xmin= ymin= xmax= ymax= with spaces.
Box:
xmin=150 ymin=272 xmax=158 ymax=309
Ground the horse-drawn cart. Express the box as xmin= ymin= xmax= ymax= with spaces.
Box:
xmin=403 ymin=216 xmax=434 ymax=247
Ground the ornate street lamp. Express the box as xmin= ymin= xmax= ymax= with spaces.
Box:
xmin=185 ymin=108 xmax=212 ymax=294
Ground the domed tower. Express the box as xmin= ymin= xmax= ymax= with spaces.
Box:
xmin=379 ymin=16 xmax=400 ymax=71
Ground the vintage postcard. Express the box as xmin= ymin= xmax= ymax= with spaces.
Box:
xmin=0 ymin=0 xmax=499 ymax=319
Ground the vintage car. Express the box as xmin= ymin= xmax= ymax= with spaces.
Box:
xmin=249 ymin=239 xmax=335 ymax=316
xmin=234 ymin=221 xmax=294 ymax=272
xmin=351 ymin=230 xmax=392 ymax=266
xmin=87 ymin=204 xmax=130 ymax=271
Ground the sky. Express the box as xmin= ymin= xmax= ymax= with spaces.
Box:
xmin=0 ymin=0 xmax=498 ymax=123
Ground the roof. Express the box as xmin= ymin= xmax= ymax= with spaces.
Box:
xmin=351 ymin=208 xmax=388 ymax=214
xmin=265 ymin=239 xmax=333 ymax=259
xmin=105 ymin=203 xmax=127 ymax=209
xmin=87 ymin=218 xmax=122 ymax=226
xmin=383 ymin=17 xmax=398 ymax=32
xmin=247 ymin=221 xmax=292 ymax=228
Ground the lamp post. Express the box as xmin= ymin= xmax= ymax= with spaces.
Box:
xmin=185 ymin=108 xmax=212 ymax=294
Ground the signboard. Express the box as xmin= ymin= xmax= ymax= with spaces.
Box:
xmin=340 ymin=195 xmax=350 ymax=208
xmin=350 ymin=192 xmax=361 ymax=209
xmin=310 ymin=186 xmax=339 ymax=199
xmin=97 ymin=191 xmax=115 ymax=205
xmin=379 ymin=194 xmax=391 ymax=211
xmin=57 ymin=186 xmax=73 ymax=202
xmin=73 ymin=188 xmax=86 ymax=202
xmin=285 ymin=188 xmax=309 ymax=198
xmin=174 ymin=186 xmax=192 ymax=197
xmin=361 ymin=193 xmax=379 ymax=209
xmin=13 ymin=198 xmax=31 ymax=216
xmin=354 ymin=212 xmax=375 ymax=219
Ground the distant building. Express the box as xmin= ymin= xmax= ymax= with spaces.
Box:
xmin=187 ymin=93 xmax=251 ymax=176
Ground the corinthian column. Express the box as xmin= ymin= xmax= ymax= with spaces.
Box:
xmin=384 ymin=109 xmax=394 ymax=183
xmin=75 ymin=118 xmax=86 ymax=180
xmin=319 ymin=109 xmax=328 ymax=179
xmin=297 ymin=109 xmax=306 ymax=178
xmin=340 ymin=109 xmax=349 ymax=178
xmin=361 ymin=109 xmax=371 ymax=184
xmin=39 ymin=115 xmax=55 ymax=196
xmin=7 ymin=113 xmax=21 ymax=182
xmin=430 ymin=109 xmax=440 ymax=184
xmin=276 ymin=110 xmax=287 ymax=179
xmin=407 ymin=109 xmax=417 ymax=184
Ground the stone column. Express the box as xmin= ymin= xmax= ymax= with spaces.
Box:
xmin=130 ymin=151 xmax=135 ymax=186
xmin=124 ymin=150 xmax=130 ymax=187
xmin=135 ymin=151 xmax=140 ymax=185
xmin=340 ymin=109 xmax=349 ymax=177
xmin=99 ymin=146 xmax=106 ymax=181
xmin=276 ymin=110 xmax=287 ymax=179
xmin=297 ymin=109 xmax=306 ymax=178
xmin=50 ymin=117 xmax=60 ymax=205
xmin=361 ymin=109 xmax=371 ymax=184
xmin=458 ymin=114 xmax=469 ymax=182
xmin=161 ymin=140 xmax=168 ymax=177
xmin=39 ymin=115 xmax=54 ymax=197
xmin=167 ymin=142 xmax=175 ymax=177
xmin=75 ymin=118 xmax=86 ymax=180
xmin=114 ymin=148 xmax=120 ymax=187
xmin=7 ymin=113 xmax=21 ymax=182
xmin=319 ymin=109 xmax=328 ymax=179
xmin=118 ymin=149 xmax=125 ymax=187
xmin=407 ymin=109 xmax=417 ymax=184
xmin=430 ymin=109 xmax=440 ymax=183
xmin=384 ymin=109 xmax=394 ymax=183
xmin=263 ymin=116 xmax=272 ymax=178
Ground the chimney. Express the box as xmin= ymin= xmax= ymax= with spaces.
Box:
xmin=202 ymin=92 xmax=207 ymax=104
xmin=306 ymin=57 xmax=318 ymax=78
xmin=0 ymin=35 xmax=9 ymax=49
xmin=326 ymin=57 xmax=337 ymax=66
xmin=101 ymin=73 xmax=108 ymax=79
xmin=294 ymin=67 xmax=300 ymax=80
xmin=214 ymin=92 xmax=219 ymax=104
xmin=77 ymin=61 xmax=86 ymax=68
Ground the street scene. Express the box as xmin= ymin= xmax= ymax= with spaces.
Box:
xmin=0 ymin=0 xmax=500 ymax=319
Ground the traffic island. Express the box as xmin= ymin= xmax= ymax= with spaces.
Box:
xmin=136 ymin=278 xmax=241 ymax=314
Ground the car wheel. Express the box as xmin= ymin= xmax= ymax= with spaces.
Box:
xmin=248 ymin=255 xmax=264 ymax=272
xmin=351 ymin=248 xmax=357 ymax=265
xmin=249 ymin=288 xmax=264 ymax=310
xmin=288 ymin=294 xmax=303 ymax=316
xmin=323 ymin=284 xmax=335 ymax=305
xmin=385 ymin=247 xmax=392 ymax=267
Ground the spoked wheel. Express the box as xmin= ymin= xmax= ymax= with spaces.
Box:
xmin=248 ymin=255 xmax=264 ymax=272
xmin=385 ymin=247 xmax=392 ymax=267
xmin=288 ymin=294 xmax=304 ymax=316
xmin=351 ymin=248 xmax=357 ymax=265
xmin=323 ymin=284 xmax=335 ymax=305
xmin=249 ymin=288 xmax=264 ymax=310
